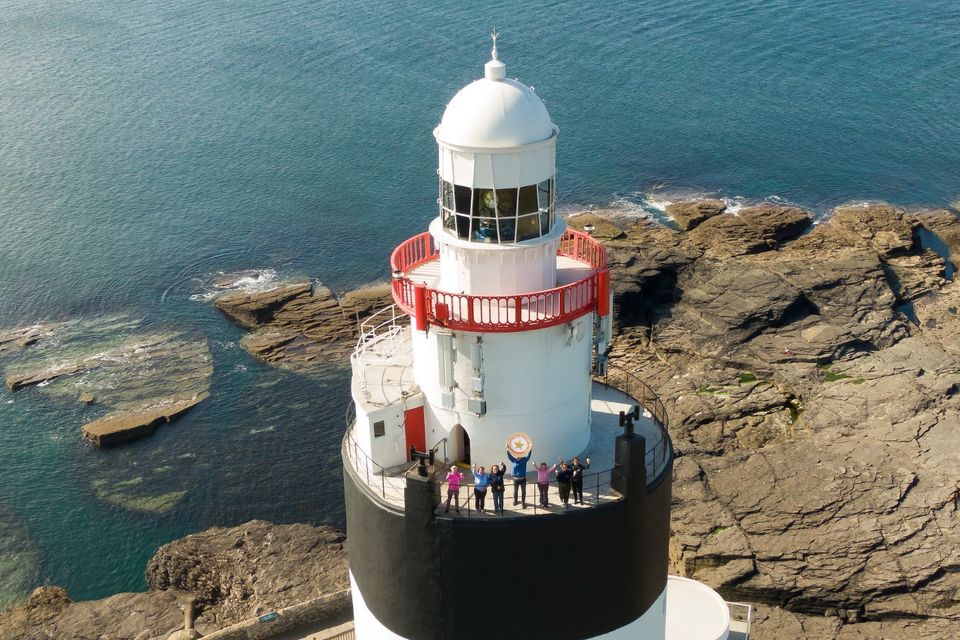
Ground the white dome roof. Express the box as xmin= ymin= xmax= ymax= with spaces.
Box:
xmin=435 ymin=60 xmax=555 ymax=148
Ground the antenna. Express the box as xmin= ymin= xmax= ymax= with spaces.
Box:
xmin=491 ymin=28 xmax=499 ymax=61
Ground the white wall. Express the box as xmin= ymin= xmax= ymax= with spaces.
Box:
xmin=438 ymin=139 xmax=555 ymax=189
xmin=412 ymin=318 xmax=594 ymax=467
xmin=350 ymin=571 xmax=410 ymax=640
xmin=587 ymin=588 xmax=667 ymax=640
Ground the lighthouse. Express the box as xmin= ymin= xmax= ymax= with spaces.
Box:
xmin=342 ymin=36 xmax=748 ymax=640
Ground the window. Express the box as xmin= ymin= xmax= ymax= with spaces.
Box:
xmin=517 ymin=213 xmax=540 ymax=241
xmin=473 ymin=189 xmax=496 ymax=217
xmin=496 ymin=188 xmax=517 ymax=218
xmin=518 ymin=185 xmax=538 ymax=214
xmin=438 ymin=178 xmax=555 ymax=244
xmin=373 ymin=420 xmax=385 ymax=438
xmin=442 ymin=181 xmax=455 ymax=211
xmin=454 ymin=185 xmax=471 ymax=214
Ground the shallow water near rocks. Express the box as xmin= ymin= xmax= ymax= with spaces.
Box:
xmin=0 ymin=0 xmax=958 ymax=603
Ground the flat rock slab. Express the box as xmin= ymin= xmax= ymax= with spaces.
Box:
xmin=213 ymin=280 xmax=393 ymax=372
xmin=665 ymin=199 xmax=726 ymax=230
xmin=82 ymin=393 xmax=208 ymax=447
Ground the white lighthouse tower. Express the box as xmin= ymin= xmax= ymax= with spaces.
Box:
xmin=342 ymin=36 xmax=749 ymax=640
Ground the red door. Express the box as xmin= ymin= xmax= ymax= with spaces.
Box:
xmin=404 ymin=406 xmax=426 ymax=460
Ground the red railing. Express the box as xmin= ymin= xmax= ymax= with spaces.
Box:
xmin=390 ymin=229 xmax=608 ymax=333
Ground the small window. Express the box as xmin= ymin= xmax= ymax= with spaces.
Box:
xmin=442 ymin=181 xmax=455 ymax=211
xmin=518 ymin=185 xmax=538 ymax=215
xmin=373 ymin=421 xmax=385 ymax=437
xmin=540 ymin=211 xmax=550 ymax=234
xmin=496 ymin=188 xmax=517 ymax=218
xmin=517 ymin=213 xmax=540 ymax=241
xmin=473 ymin=189 xmax=496 ymax=217
xmin=454 ymin=185 xmax=472 ymax=214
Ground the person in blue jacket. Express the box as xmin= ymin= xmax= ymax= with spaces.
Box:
xmin=507 ymin=448 xmax=532 ymax=509
xmin=472 ymin=464 xmax=491 ymax=513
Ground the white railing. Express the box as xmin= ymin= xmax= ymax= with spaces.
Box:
xmin=726 ymin=601 xmax=753 ymax=639
xmin=352 ymin=305 xmax=406 ymax=388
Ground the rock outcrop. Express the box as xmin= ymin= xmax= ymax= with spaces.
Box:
xmin=665 ymin=199 xmax=726 ymax=230
xmin=213 ymin=280 xmax=393 ymax=371
xmin=0 ymin=316 xmax=213 ymax=446
xmin=0 ymin=521 xmax=349 ymax=640
xmin=82 ymin=393 xmax=208 ymax=447
xmin=570 ymin=201 xmax=960 ymax=639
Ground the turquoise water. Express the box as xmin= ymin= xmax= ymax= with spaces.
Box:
xmin=0 ymin=0 xmax=957 ymax=602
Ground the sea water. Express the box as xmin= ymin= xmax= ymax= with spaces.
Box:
xmin=0 ymin=0 xmax=957 ymax=601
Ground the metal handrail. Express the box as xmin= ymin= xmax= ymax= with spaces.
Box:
xmin=435 ymin=466 xmax=618 ymax=518
xmin=593 ymin=365 xmax=673 ymax=486
xmin=390 ymin=228 xmax=608 ymax=333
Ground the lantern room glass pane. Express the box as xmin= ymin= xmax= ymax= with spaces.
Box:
xmin=518 ymin=185 xmax=538 ymax=215
xmin=496 ymin=188 xmax=518 ymax=218
xmin=473 ymin=217 xmax=497 ymax=243
xmin=540 ymin=211 xmax=550 ymax=233
xmin=538 ymin=180 xmax=551 ymax=209
xmin=473 ymin=189 xmax=496 ymax=217
xmin=455 ymin=214 xmax=470 ymax=239
xmin=517 ymin=213 xmax=540 ymax=241
xmin=454 ymin=185 xmax=472 ymax=214
xmin=498 ymin=217 xmax=516 ymax=243
xmin=442 ymin=181 xmax=455 ymax=211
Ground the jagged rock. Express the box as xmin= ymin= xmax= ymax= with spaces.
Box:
xmin=737 ymin=204 xmax=812 ymax=242
xmin=0 ymin=323 xmax=61 ymax=357
xmin=145 ymin=520 xmax=349 ymax=629
xmin=214 ymin=281 xmax=393 ymax=372
xmin=0 ymin=521 xmax=349 ymax=639
xmin=82 ymin=393 xmax=208 ymax=447
xmin=591 ymin=201 xmax=960 ymax=638
xmin=566 ymin=211 xmax=626 ymax=240
xmin=665 ymin=199 xmax=726 ymax=230
xmin=686 ymin=204 xmax=813 ymax=258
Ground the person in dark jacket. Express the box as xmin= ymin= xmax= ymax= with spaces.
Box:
xmin=507 ymin=450 xmax=532 ymax=509
xmin=556 ymin=462 xmax=573 ymax=510
xmin=488 ymin=462 xmax=507 ymax=514
xmin=570 ymin=456 xmax=591 ymax=505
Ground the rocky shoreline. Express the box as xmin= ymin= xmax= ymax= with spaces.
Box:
xmin=570 ymin=200 xmax=960 ymax=638
xmin=0 ymin=520 xmax=349 ymax=640
xmin=4 ymin=200 xmax=960 ymax=638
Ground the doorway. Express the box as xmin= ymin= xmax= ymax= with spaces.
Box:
xmin=450 ymin=423 xmax=471 ymax=464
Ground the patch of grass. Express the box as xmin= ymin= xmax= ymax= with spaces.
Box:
xmin=819 ymin=363 xmax=854 ymax=383
xmin=788 ymin=400 xmax=804 ymax=423
xmin=738 ymin=372 xmax=758 ymax=384
xmin=696 ymin=384 xmax=728 ymax=395
xmin=709 ymin=525 xmax=728 ymax=535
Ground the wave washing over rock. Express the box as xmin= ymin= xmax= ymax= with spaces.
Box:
xmin=570 ymin=201 xmax=960 ymax=638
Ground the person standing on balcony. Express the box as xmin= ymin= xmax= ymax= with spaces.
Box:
xmin=489 ymin=463 xmax=507 ymax=514
xmin=533 ymin=459 xmax=559 ymax=508
xmin=570 ymin=456 xmax=591 ymax=505
xmin=444 ymin=465 xmax=464 ymax=513
xmin=472 ymin=464 xmax=491 ymax=513
xmin=556 ymin=462 xmax=573 ymax=510
xmin=507 ymin=449 xmax=532 ymax=509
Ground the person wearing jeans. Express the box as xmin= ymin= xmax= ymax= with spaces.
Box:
xmin=507 ymin=450 xmax=532 ymax=509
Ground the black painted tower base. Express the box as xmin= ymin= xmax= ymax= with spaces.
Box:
xmin=343 ymin=432 xmax=672 ymax=640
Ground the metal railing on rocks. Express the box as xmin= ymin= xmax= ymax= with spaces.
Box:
xmin=593 ymin=365 xmax=673 ymax=486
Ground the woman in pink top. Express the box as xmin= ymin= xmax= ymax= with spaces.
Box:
xmin=444 ymin=465 xmax=465 ymax=513
xmin=533 ymin=459 xmax=559 ymax=507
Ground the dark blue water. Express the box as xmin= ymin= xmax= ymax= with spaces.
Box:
xmin=0 ymin=0 xmax=957 ymax=602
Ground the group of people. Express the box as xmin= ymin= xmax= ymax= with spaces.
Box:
xmin=443 ymin=448 xmax=591 ymax=514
